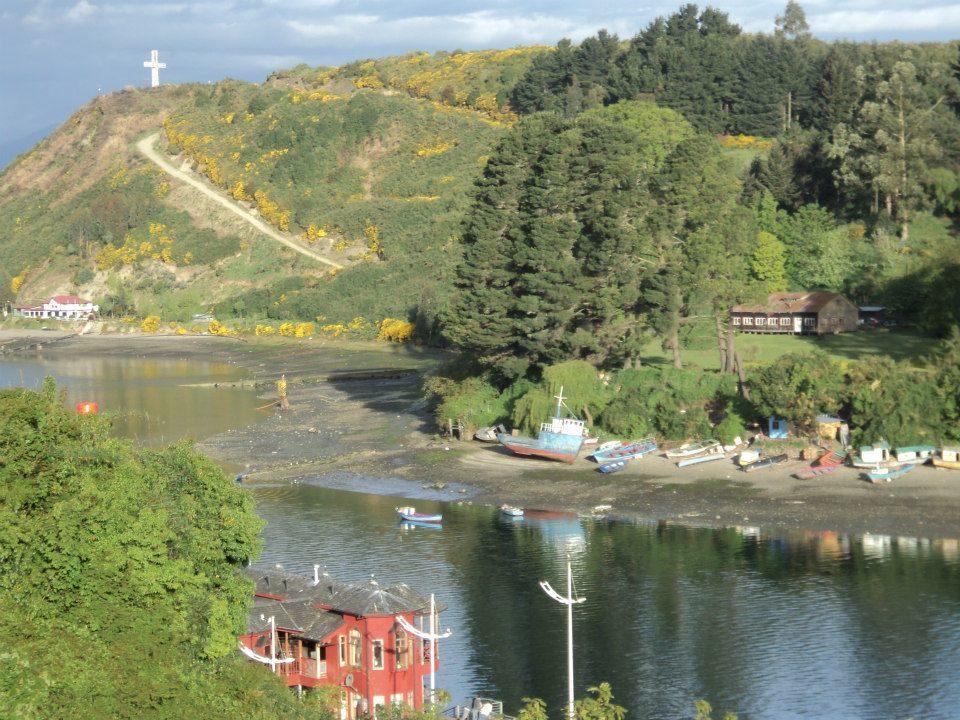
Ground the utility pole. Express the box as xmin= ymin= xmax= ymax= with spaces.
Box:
xmin=540 ymin=556 xmax=586 ymax=720
xmin=395 ymin=594 xmax=452 ymax=706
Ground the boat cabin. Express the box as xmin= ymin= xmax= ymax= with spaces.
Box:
xmin=894 ymin=445 xmax=935 ymax=462
xmin=942 ymin=448 xmax=960 ymax=463
xmin=859 ymin=441 xmax=891 ymax=464
xmin=541 ymin=416 xmax=585 ymax=437
xmin=240 ymin=566 xmax=444 ymax=716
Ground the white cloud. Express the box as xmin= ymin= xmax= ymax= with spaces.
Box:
xmin=66 ymin=0 xmax=97 ymax=22
xmin=288 ymin=9 xmax=634 ymax=48
xmin=809 ymin=4 xmax=960 ymax=34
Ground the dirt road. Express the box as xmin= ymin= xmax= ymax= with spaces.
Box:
xmin=135 ymin=132 xmax=344 ymax=269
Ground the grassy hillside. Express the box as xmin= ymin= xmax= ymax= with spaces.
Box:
xmin=0 ymin=52 xmax=521 ymax=334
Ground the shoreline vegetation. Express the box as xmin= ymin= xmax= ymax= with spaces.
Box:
xmin=5 ymin=329 xmax=960 ymax=541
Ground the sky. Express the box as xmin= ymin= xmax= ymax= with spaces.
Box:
xmin=2 ymin=0 xmax=959 ymax=155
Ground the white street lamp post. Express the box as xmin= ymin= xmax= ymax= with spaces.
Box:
xmin=540 ymin=556 xmax=586 ymax=720
xmin=396 ymin=593 xmax=452 ymax=705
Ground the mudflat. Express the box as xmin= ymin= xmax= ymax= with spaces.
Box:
xmin=4 ymin=329 xmax=959 ymax=539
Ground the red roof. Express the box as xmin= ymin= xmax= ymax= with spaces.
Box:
xmin=51 ymin=295 xmax=90 ymax=305
xmin=732 ymin=292 xmax=849 ymax=314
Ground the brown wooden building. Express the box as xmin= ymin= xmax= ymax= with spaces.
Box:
xmin=731 ymin=292 xmax=859 ymax=335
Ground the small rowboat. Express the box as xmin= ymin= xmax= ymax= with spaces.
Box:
xmin=865 ymin=464 xmax=916 ymax=483
xmin=742 ymin=454 xmax=788 ymax=472
xmin=396 ymin=506 xmax=442 ymax=524
xmin=593 ymin=438 xmax=657 ymax=464
xmin=500 ymin=505 xmax=524 ymax=517
xmin=596 ymin=440 xmax=622 ymax=453
xmin=794 ymin=449 xmax=847 ymax=479
xmin=597 ymin=459 xmax=628 ymax=474
xmin=677 ymin=452 xmax=726 ymax=468
xmin=666 ymin=440 xmax=720 ymax=458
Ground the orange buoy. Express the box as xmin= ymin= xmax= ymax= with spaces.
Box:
xmin=76 ymin=401 xmax=100 ymax=415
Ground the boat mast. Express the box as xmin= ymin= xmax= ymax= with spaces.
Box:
xmin=539 ymin=555 xmax=586 ymax=720
xmin=554 ymin=385 xmax=566 ymax=418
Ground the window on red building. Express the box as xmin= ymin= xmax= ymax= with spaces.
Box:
xmin=372 ymin=639 xmax=384 ymax=670
xmin=348 ymin=630 xmax=362 ymax=667
xmin=395 ymin=630 xmax=411 ymax=669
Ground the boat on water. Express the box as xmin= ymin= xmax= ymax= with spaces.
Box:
xmin=396 ymin=506 xmax=443 ymax=524
xmin=794 ymin=449 xmax=848 ymax=479
xmin=677 ymin=451 xmax=726 ymax=468
xmin=497 ymin=387 xmax=585 ymax=464
xmin=742 ymin=453 xmax=789 ymax=472
xmin=932 ymin=447 xmax=960 ymax=470
xmin=865 ymin=463 xmax=916 ymax=483
xmin=593 ymin=438 xmax=657 ymax=464
xmin=499 ymin=505 xmax=524 ymax=517
xmin=597 ymin=459 xmax=628 ymax=473
xmin=666 ymin=440 xmax=721 ymax=458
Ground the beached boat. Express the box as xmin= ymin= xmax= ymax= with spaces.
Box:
xmin=597 ymin=459 xmax=628 ymax=473
xmin=932 ymin=447 xmax=960 ymax=470
xmin=894 ymin=445 xmax=935 ymax=463
xmin=794 ymin=449 xmax=848 ymax=479
xmin=497 ymin=387 xmax=585 ymax=463
xmin=499 ymin=505 xmax=524 ymax=517
xmin=582 ymin=437 xmax=600 ymax=447
xmin=677 ymin=451 xmax=726 ymax=468
xmin=852 ymin=441 xmax=897 ymax=468
xmin=666 ymin=440 xmax=721 ymax=458
xmin=396 ymin=506 xmax=443 ymax=524
xmin=593 ymin=438 xmax=658 ymax=464
xmin=596 ymin=440 xmax=622 ymax=453
xmin=742 ymin=453 xmax=789 ymax=472
xmin=865 ymin=464 xmax=916 ymax=483
xmin=737 ymin=449 xmax=761 ymax=467
xmin=474 ymin=424 xmax=506 ymax=443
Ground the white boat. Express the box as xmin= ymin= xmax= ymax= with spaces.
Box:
xmin=500 ymin=505 xmax=524 ymax=517
xmin=666 ymin=440 xmax=721 ymax=458
xmin=677 ymin=452 xmax=726 ymax=468
xmin=596 ymin=440 xmax=622 ymax=453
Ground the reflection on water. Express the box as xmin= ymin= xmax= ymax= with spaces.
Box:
xmin=0 ymin=355 xmax=262 ymax=444
xmin=253 ymin=483 xmax=960 ymax=720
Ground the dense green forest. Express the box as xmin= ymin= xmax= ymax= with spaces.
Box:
xmin=0 ymin=2 xmax=957 ymax=345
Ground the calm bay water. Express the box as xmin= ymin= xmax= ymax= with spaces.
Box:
xmin=253 ymin=483 xmax=960 ymax=720
xmin=0 ymin=354 xmax=262 ymax=444
xmin=3 ymin=354 xmax=959 ymax=719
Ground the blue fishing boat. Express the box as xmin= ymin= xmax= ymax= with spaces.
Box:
xmin=396 ymin=506 xmax=442 ymax=524
xmin=497 ymin=387 xmax=585 ymax=464
xmin=597 ymin=459 xmax=628 ymax=473
xmin=865 ymin=464 xmax=916 ymax=483
xmin=593 ymin=438 xmax=658 ymax=464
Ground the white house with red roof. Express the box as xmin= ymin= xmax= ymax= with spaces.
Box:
xmin=14 ymin=295 xmax=99 ymax=320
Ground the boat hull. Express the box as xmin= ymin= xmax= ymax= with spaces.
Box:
xmin=593 ymin=440 xmax=657 ymax=463
xmin=666 ymin=440 xmax=720 ymax=458
xmin=742 ymin=454 xmax=788 ymax=472
xmin=932 ymin=459 xmax=960 ymax=470
xmin=497 ymin=432 xmax=583 ymax=464
xmin=677 ymin=453 xmax=726 ymax=468
xmin=597 ymin=460 xmax=627 ymax=473
xmin=866 ymin=464 xmax=916 ymax=483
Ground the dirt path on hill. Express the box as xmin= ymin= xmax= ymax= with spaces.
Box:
xmin=135 ymin=133 xmax=344 ymax=269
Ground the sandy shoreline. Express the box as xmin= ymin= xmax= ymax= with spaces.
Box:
xmin=4 ymin=328 xmax=960 ymax=540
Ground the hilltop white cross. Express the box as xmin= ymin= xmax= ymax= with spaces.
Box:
xmin=143 ymin=50 xmax=166 ymax=88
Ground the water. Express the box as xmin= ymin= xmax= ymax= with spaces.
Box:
xmin=252 ymin=482 xmax=960 ymax=720
xmin=0 ymin=354 xmax=262 ymax=444
xmin=4 ymin=353 xmax=959 ymax=718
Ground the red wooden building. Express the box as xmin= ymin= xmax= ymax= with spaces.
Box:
xmin=239 ymin=567 xmax=443 ymax=717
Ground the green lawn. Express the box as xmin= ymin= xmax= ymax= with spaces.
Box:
xmin=640 ymin=328 xmax=936 ymax=370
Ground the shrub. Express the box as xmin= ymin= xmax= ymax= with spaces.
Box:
xmin=750 ymin=352 xmax=843 ymax=428
xmin=378 ymin=318 xmax=415 ymax=342
xmin=140 ymin=315 xmax=161 ymax=332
